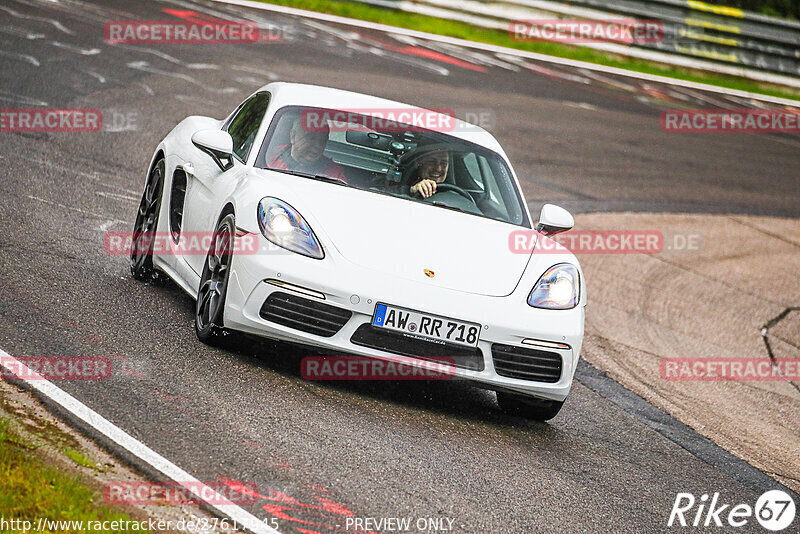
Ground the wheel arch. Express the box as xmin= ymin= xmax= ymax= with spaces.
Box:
xmin=148 ymin=148 xmax=166 ymax=177
xmin=219 ymin=202 xmax=236 ymax=224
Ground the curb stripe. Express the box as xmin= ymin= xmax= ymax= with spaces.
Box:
xmin=0 ymin=349 xmax=278 ymax=534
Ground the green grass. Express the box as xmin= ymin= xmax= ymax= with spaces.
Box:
xmin=259 ymin=0 xmax=800 ymax=101
xmin=734 ymin=0 xmax=799 ymax=21
xmin=64 ymin=448 xmax=102 ymax=471
xmin=0 ymin=418 xmax=149 ymax=533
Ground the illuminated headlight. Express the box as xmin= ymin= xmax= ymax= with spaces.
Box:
xmin=527 ymin=263 xmax=580 ymax=309
xmin=257 ymin=198 xmax=324 ymax=259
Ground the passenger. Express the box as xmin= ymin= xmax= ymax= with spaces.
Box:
xmin=408 ymin=149 xmax=449 ymax=198
xmin=267 ymin=118 xmax=348 ymax=181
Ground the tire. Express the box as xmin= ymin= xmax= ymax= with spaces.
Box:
xmin=195 ymin=213 xmax=235 ymax=345
xmin=497 ymin=391 xmax=564 ymax=421
xmin=131 ymin=158 xmax=165 ymax=282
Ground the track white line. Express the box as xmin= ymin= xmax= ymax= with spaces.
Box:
xmin=27 ymin=195 xmax=107 ymax=218
xmin=0 ymin=349 xmax=278 ymax=534
xmin=212 ymin=0 xmax=800 ymax=107
xmin=96 ymin=191 xmax=139 ymax=202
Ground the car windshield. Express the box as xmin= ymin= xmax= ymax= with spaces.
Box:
xmin=254 ymin=105 xmax=529 ymax=227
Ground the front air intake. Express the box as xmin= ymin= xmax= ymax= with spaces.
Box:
xmin=259 ymin=292 xmax=351 ymax=337
xmin=491 ymin=344 xmax=562 ymax=383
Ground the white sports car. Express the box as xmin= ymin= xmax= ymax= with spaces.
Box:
xmin=131 ymin=82 xmax=585 ymax=421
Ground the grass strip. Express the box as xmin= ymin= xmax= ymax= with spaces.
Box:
xmin=0 ymin=417 xmax=149 ymax=533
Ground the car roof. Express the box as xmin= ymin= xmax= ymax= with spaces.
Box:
xmin=256 ymin=82 xmax=506 ymax=155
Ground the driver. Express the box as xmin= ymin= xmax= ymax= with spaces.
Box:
xmin=267 ymin=117 xmax=348 ymax=182
xmin=409 ymin=150 xmax=449 ymax=198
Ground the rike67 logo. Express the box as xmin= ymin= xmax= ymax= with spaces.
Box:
xmin=668 ymin=490 xmax=795 ymax=531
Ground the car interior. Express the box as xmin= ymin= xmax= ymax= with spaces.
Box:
xmin=256 ymin=107 xmax=527 ymax=226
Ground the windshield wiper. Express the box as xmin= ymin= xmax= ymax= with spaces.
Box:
xmin=267 ymin=168 xmax=348 ymax=186
xmin=312 ymin=174 xmax=348 ymax=186
xmin=430 ymin=201 xmax=468 ymax=213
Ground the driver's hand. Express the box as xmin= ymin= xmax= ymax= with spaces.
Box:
xmin=410 ymin=179 xmax=437 ymax=198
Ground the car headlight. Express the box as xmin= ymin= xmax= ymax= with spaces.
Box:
xmin=257 ymin=198 xmax=324 ymax=259
xmin=527 ymin=263 xmax=579 ymax=309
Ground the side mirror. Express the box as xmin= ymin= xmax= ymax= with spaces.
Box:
xmin=536 ymin=204 xmax=574 ymax=236
xmin=191 ymin=129 xmax=234 ymax=171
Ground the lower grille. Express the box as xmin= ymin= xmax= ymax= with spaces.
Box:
xmin=259 ymin=292 xmax=351 ymax=337
xmin=491 ymin=344 xmax=562 ymax=383
xmin=350 ymin=324 xmax=484 ymax=371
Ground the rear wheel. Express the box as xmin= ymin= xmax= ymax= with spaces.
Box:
xmin=131 ymin=158 xmax=164 ymax=282
xmin=195 ymin=213 xmax=235 ymax=345
xmin=497 ymin=392 xmax=564 ymax=421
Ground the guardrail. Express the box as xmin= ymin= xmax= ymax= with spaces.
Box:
xmin=549 ymin=0 xmax=800 ymax=76
xmin=355 ymin=0 xmax=800 ymax=78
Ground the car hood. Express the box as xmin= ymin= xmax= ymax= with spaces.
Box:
xmin=260 ymin=174 xmax=534 ymax=297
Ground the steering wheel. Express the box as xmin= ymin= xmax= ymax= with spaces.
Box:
xmin=431 ymin=184 xmax=477 ymax=205
xmin=429 ymin=183 xmax=475 ymax=203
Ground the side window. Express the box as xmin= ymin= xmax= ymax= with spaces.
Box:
xmin=225 ymin=93 xmax=270 ymax=163
xmin=461 ymin=153 xmax=484 ymax=191
xmin=476 ymin=155 xmax=501 ymax=204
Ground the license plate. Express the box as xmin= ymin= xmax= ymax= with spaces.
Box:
xmin=371 ymin=303 xmax=480 ymax=347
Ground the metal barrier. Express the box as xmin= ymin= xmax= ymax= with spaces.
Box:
xmin=356 ymin=0 xmax=800 ymax=77
xmin=550 ymin=0 xmax=800 ymax=76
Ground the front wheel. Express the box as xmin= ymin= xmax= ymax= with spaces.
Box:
xmin=497 ymin=392 xmax=564 ymax=421
xmin=131 ymin=158 xmax=164 ymax=282
xmin=195 ymin=213 xmax=235 ymax=345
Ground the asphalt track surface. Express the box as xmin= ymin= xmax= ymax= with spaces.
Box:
xmin=1 ymin=0 xmax=799 ymax=532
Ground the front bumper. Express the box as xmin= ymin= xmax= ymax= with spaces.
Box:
xmin=223 ymin=243 xmax=584 ymax=402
